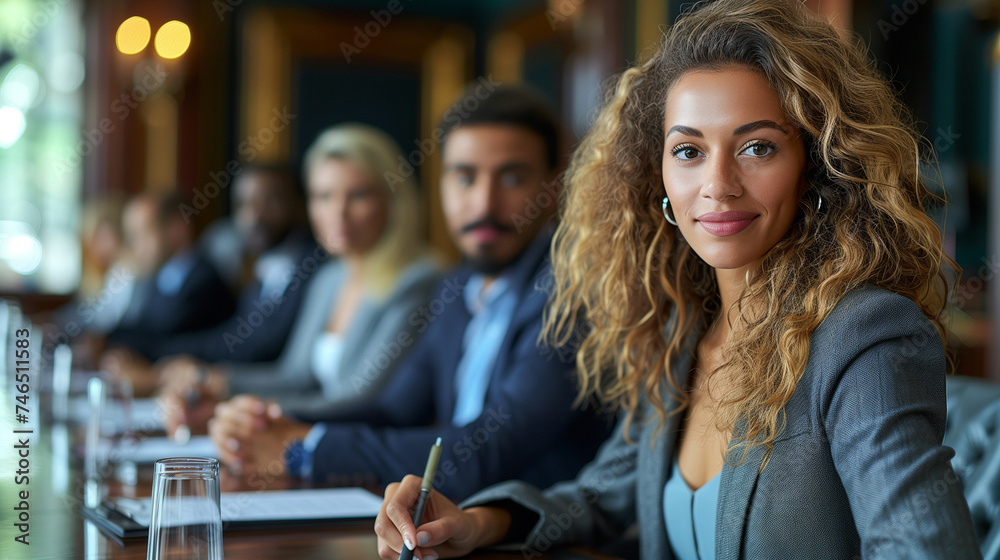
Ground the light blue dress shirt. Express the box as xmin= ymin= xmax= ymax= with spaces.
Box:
xmin=290 ymin=421 xmax=328 ymax=479
xmin=253 ymin=241 xmax=298 ymax=301
xmin=663 ymin=459 xmax=720 ymax=560
xmin=292 ymin=269 xmax=517 ymax=476
xmin=155 ymin=250 xmax=197 ymax=296
xmin=450 ymin=272 xmax=519 ymax=427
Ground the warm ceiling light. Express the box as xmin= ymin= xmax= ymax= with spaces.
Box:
xmin=116 ymin=16 xmax=150 ymax=55
xmin=154 ymin=21 xmax=191 ymax=59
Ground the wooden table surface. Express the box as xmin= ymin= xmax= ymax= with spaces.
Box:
xmin=0 ymin=420 xmax=617 ymax=560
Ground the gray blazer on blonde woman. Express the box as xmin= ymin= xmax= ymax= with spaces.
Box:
xmin=224 ymin=257 xmax=439 ymax=420
xmin=463 ymin=286 xmax=982 ymax=559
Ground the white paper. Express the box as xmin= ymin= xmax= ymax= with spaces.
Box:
xmin=112 ymin=487 xmax=383 ymax=527
xmin=70 ymin=396 xmax=165 ymax=434
xmin=137 ymin=495 xmax=223 ymax=528
xmin=101 ymin=435 xmax=217 ymax=464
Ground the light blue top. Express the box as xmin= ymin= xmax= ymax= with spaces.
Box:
xmin=663 ymin=459 xmax=720 ymax=560
xmin=450 ymin=272 xmax=519 ymax=427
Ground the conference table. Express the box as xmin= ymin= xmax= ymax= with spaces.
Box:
xmin=1 ymin=413 xmax=618 ymax=560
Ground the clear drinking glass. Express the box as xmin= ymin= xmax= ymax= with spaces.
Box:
xmin=84 ymin=376 xmax=137 ymax=484
xmin=147 ymin=457 xmax=223 ymax=560
xmin=51 ymin=343 xmax=73 ymax=422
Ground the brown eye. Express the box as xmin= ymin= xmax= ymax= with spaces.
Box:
xmin=740 ymin=142 xmax=775 ymax=157
xmin=671 ymin=144 xmax=703 ymax=160
xmin=499 ymin=171 xmax=523 ymax=188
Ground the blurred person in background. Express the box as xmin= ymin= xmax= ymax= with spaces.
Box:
xmin=201 ymin=86 xmax=612 ymax=502
xmin=100 ymin=192 xmax=236 ymax=392
xmin=50 ymin=197 xmax=137 ymax=366
xmin=160 ymin=123 xmax=440 ymax=432
xmin=109 ymin=164 xmax=319 ymax=366
xmin=77 ymin=196 xmax=131 ymax=313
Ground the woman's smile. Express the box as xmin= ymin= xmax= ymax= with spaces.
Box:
xmin=696 ymin=211 xmax=759 ymax=236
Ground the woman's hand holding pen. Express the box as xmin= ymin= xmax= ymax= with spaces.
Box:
xmin=375 ymin=475 xmax=512 ymax=560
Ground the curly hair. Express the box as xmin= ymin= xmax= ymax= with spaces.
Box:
xmin=542 ymin=0 xmax=957 ymax=460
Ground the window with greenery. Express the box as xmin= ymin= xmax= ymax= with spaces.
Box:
xmin=0 ymin=0 xmax=84 ymax=293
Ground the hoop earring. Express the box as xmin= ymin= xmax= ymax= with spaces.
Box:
xmin=816 ymin=194 xmax=823 ymax=213
xmin=662 ymin=196 xmax=678 ymax=226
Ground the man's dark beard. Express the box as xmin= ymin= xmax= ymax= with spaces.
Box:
xmin=461 ymin=216 xmax=517 ymax=275
xmin=466 ymin=254 xmax=517 ymax=276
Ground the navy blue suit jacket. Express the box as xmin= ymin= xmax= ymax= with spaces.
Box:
xmin=107 ymin=252 xmax=235 ymax=355
xmin=303 ymin=230 xmax=612 ymax=501
xmin=117 ymin=238 xmax=322 ymax=363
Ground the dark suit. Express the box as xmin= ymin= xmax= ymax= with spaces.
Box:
xmin=114 ymin=237 xmax=323 ymax=363
xmin=304 ymin=230 xmax=613 ymax=501
xmin=107 ymin=252 xmax=235 ymax=357
xmin=465 ymin=286 xmax=982 ymax=559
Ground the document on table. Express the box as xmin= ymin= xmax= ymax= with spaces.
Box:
xmin=110 ymin=487 xmax=384 ymax=527
xmin=100 ymin=435 xmax=217 ymax=464
xmin=69 ymin=396 xmax=165 ymax=433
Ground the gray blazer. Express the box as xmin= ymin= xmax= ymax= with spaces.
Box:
xmin=225 ymin=257 xmax=439 ymax=419
xmin=464 ymin=286 xmax=982 ymax=559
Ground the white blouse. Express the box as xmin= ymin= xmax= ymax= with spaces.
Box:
xmin=310 ymin=332 xmax=345 ymax=401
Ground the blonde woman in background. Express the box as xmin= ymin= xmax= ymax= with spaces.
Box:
xmin=162 ymin=123 xmax=440 ymax=432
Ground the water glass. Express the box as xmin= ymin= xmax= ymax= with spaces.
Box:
xmin=84 ymin=376 xmax=137 ymax=482
xmin=147 ymin=457 xmax=223 ymax=560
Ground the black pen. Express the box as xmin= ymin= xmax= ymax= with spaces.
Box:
xmin=399 ymin=437 xmax=442 ymax=560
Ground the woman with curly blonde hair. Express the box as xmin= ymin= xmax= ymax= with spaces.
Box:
xmin=374 ymin=0 xmax=981 ymax=558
